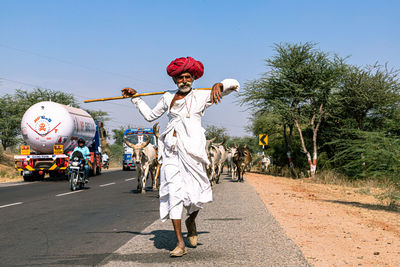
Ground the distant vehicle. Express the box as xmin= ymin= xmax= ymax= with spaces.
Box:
xmin=102 ymin=157 xmax=109 ymax=170
xmin=123 ymin=127 xmax=157 ymax=171
xmin=14 ymin=101 xmax=105 ymax=181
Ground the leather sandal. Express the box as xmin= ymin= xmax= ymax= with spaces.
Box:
xmin=169 ymin=246 xmax=187 ymax=257
xmin=185 ymin=218 xmax=198 ymax=247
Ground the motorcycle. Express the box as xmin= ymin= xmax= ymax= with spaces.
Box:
xmin=68 ymin=151 xmax=87 ymax=191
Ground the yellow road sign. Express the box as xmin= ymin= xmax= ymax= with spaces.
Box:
xmin=53 ymin=145 xmax=64 ymax=154
xmin=259 ymin=134 xmax=268 ymax=146
xmin=21 ymin=145 xmax=30 ymax=155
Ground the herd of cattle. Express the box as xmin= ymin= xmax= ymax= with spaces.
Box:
xmin=205 ymin=136 xmax=252 ymax=185
xmin=124 ymin=123 xmax=253 ymax=193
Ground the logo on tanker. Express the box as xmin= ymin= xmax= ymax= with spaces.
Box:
xmin=27 ymin=116 xmax=61 ymax=137
xmin=34 ymin=117 xmax=51 ymax=134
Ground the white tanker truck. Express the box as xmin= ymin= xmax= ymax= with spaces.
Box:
xmin=14 ymin=101 xmax=104 ymax=181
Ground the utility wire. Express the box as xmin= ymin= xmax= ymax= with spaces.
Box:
xmin=0 ymin=43 xmax=165 ymax=87
xmin=0 ymin=75 xmax=135 ymax=109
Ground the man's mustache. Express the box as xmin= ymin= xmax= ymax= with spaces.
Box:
xmin=178 ymin=81 xmax=192 ymax=88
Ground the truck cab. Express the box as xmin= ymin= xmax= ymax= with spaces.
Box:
xmin=122 ymin=127 xmax=157 ymax=171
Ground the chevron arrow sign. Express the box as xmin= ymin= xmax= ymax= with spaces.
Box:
xmin=258 ymin=134 xmax=268 ymax=146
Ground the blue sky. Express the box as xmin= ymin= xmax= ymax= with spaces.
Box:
xmin=1 ymin=0 xmax=399 ymax=137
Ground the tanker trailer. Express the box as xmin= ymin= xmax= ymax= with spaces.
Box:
xmin=14 ymin=101 xmax=103 ymax=181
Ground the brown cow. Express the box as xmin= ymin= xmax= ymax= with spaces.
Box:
xmin=233 ymin=145 xmax=252 ymax=182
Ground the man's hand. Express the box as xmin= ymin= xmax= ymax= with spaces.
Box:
xmin=210 ymin=82 xmax=223 ymax=104
xmin=121 ymin=87 xmax=138 ymax=98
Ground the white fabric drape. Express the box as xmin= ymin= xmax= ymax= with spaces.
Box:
xmin=131 ymin=79 xmax=240 ymax=221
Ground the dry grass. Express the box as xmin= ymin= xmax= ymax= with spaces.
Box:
xmin=0 ymin=149 xmax=23 ymax=182
xmin=312 ymin=170 xmax=399 ymax=210
xmin=249 ymin=165 xmax=399 ymax=210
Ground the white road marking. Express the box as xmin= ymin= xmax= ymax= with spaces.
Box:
xmin=0 ymin=202 xmax=23 ymax=209
xmin=125 ymin=178 xmax=135 ymax=181
xmin=0 ymin=181 xmax=38 ymax=188
xmin=56 ymin=191 xmax=83 ymax=197
xmin=99 ymin=182 xmax=115 ymax=187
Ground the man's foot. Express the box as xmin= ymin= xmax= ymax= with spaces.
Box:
xmin=169 ymin=246 xmax=187 ymax=257
xmin=185 ymin=218 xmax=198 ymax=247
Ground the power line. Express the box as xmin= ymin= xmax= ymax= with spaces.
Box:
xmin=0 ymin=75 xmax=135 ymax=109
xmin=0 ymin=43 xmax=165 ymax=87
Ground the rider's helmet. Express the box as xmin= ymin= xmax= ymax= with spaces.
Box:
xmin=78 ymin=138 xmax=85 ymax=145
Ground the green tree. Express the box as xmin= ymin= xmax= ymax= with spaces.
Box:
xmin=14 ymin=88 xmax=79 ymax=113
xmin=336 ymin=64 xmax=400 ymax=131
xmin=240 ymin=42 xmax=346 ymax=177
xmin=112 ymin=127 xmax=128 ymax=145
xmin=0 ymin=94 xmax=20 ymax=150
xmin=319 ymin=63 xmax=400 ymax=171
xmin=87 ymin=110 xmax=110 ymax=122
xmin=205 ymin=125 xmax=229 ymax=143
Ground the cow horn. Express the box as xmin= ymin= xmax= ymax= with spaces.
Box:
xmin=141 ymin=135 xmax=151 ymax=148
xmin=205 ymin=136 xmax=217 ymax=151
xmin=153 ymin=123 xmax=160 ymax=139
xmin=124 ymin=138 xmax=141 ymax=149
xmin=214 ymin=136 xmax=227 ymax=146
xmin=124 ymin=135 xmax=150 ymax=149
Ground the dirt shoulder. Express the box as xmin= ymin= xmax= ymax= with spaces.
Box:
xmin=0 ymin=152 xmax=22 ymax=183
xmin=245 ymin=172 xmax=400 ymax=267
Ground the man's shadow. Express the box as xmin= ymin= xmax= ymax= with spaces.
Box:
xmin=116 ymin=230 xmax=210 ymax=251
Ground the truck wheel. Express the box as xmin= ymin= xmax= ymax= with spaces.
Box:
xmin=97 ymin=166 xmax=101 ymax=175
xmin=123 ymin=166 xmax=127 ymax=171
xmin=91 ymin=162 xmax=97 ymax=176
xmin=23 ymin=176 xmax=33 ymax=182
xmin=37 ymin=173 xmax=45 ymax=181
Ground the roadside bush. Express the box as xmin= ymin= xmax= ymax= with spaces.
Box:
xmin=110 ymin=143 xmax=123 ymax=166
xmin=330 ymin=130 xmax=400 ymax=183
xmin=376 ymin=183 xmax=400 ymax=210
xmin=0 ymin=145 xmax=3 ymax=161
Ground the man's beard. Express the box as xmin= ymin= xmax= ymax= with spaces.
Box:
xmin=177 ymin=81 xmax=192 ymax=93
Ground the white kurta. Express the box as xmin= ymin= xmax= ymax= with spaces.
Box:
xmin=131 ymin=79 xmax=240 ymax=221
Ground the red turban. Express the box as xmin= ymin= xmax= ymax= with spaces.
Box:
xmin=166 ymin=57 xmax=204 ymax=80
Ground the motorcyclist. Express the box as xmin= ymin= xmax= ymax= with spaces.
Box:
xmin=102 ymin=152 xmax=109 ymax=167
xmin=70 ymin=138 xmax=90 ymax=182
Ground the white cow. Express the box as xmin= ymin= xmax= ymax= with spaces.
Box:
xmin=205 ymin=137 xmax=221 ymax=185
xmin=215 ymin=144 xmax=227 ymax=184
xmin=226 ymin=147 xmax=237 ymax=178
xmin=125 ymin=136 xmax=158 ymax=194
xmin=261 ymin=156 xmax=271 ymax=172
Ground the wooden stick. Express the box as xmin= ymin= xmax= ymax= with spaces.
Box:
xmin=84 ymin=87 xmax=213 ymax=103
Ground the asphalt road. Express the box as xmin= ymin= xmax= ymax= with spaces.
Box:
xmin=0 ymin=169 xmax=159 ymax=267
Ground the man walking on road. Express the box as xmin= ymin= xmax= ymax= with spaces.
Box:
xmin=122 ymin=56 xmax=239 ymax=257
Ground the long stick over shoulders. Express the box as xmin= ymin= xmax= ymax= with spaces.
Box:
xmin=84 ymin=87 xmax=212 ymax=103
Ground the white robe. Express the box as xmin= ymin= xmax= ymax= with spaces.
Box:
xmin=131 ymin=79 xmax=240 ymax=221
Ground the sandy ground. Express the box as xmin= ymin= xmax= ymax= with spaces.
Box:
xmin=245 ymin=172 xmax=400 ymax=267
